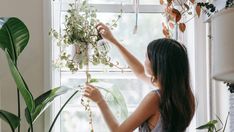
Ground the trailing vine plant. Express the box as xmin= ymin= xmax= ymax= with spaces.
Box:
xmin=50 ymin=0 xmax=123 ymax=131
xmin=160 ymin=0 xmax=218 ymax=38
xmin=50 ymin=0 xmax=122 ymax=75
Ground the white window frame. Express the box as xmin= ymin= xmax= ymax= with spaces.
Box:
xmin=43 ymin=0 xmax=208 ymax=132
xmin=182 ymin=16 xmax=211 ymax=131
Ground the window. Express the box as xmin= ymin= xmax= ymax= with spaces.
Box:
xmin=49 ymin=0 xmax=195 ymax=132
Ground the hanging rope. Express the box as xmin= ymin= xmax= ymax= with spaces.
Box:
xmin=133 ymin=0 xmax=139 ymax=34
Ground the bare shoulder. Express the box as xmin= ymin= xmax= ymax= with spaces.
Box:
xmin=140 ymin=91 xmax=160 ymax=111
xmin=146 ymin=91 xmax=160 ymax=103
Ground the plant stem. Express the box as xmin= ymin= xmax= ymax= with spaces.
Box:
xmin=85 ymin=44 xmax=94 ymax=132
xmin=86 ymin=45 xmax=90 ymax=84
xmin=184 ymin=15 xmax=197 ymax=23
xmin=48 ymin=91 xmax=78 ymax=132
xmin=16 ymin=61 xmax=21 ymax=132
xmin=223 ymin=112 xmax=230 ymax=132
xmin=17 ymin=89 xmax=21 ymax=132
xmin=26 ymin=108 xmax=33 ymax=132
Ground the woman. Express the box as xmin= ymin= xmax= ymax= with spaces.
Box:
xmin=84 ymin=23 xmax=195 ymax=132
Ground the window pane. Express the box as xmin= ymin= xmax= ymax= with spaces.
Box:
xmin=60 ymin=72 xmax=153 ymax=106
xmin=60 ymin=72 xmax=154 ymax=132
xmin=97 ymin=13 xmax=164 ymax=66
xmin=62 ymin=0 xmax=133 ymax=4
xmin=88 ymin=0 xmax=132 ymax=4
xmin=87 ymin=0 xmax=159 ymax=5
xmin=59 ymin=12 xmax=164 ymax=70
xmin=140 ymin=0 xmax=160 ymax=5
xmin=56 ymin=6 xmax=164 ymax=132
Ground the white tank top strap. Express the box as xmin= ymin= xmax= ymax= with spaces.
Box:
xmin=152 ymin=89 xmax=161 ymax=98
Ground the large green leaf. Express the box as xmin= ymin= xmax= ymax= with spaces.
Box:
xmin=0 ymin=17 xmax=29 ymax=63
xmin=5 ymin=49 xmax=35 ymax=112
xmin=103 ymin=87 xmax=128 ymax=120
xmin=25 ymin=87 xmax=73 ymax=124
xmin=92 ymin=82 xmax=128 ymax=120
xmin=0 ymin=110 xmax=20 ymax=132
xmin=48 ymin=90 xmax=79 ymax=132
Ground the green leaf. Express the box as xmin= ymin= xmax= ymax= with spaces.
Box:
xmin=48 ymin=90 xmax=79 ymax=132
xmin=5 ymin=49 xmax=35 ymax=112
xmin=90 ymin=78 xmax=98 ymax=83
xmin=95 ymin=84 xmax=128 ymax=120
xmin=25 ymin=87 xmax=72 ymax=124
xmin=0 ymin=17 xmax=29 ymax=63
xmin=110 ymin=87 xmax=128 ymax=118
xmin=197 ymin=120 xmax=218 ymax=130
xmin=0 ymin=110 xmax=20 ymax=132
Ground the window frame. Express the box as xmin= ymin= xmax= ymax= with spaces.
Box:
xmin=43 ymin=0 xmax=206 ymax=132
xmin=47 ymin=2 xmax=165 ymax=132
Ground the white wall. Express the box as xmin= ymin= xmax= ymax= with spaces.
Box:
xmin=211 ymin=81 xmax=230 ymax=131
xmin=210 ymin=0 xmax=231 ymax=131
xmin=183 ymin=11 xmax=210 ymax=132
xmin=0 ymin=0 xmax=44 ymax=131
xmin=183 ymin=1 xmax=231 ymax=130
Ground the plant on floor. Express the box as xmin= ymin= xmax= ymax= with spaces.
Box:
xmin=0 ymin=17 xmax=127 ymax=132
xmin=197 ymin=112 xmax=230 ymax=132
xmin=0 ymin=17 xmax=76 ymax=132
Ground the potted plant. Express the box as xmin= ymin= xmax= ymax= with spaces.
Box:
xmin=0 ymin=13 xmax=126 ymax=132
xmin=197 ymin=113 xmax=230 ymax=132
xmin=0 ymin=17 xmax=72 ymax=132
xmin=50 ymin=0 xmax=122 ymax=75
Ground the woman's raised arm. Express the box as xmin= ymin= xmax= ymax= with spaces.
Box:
xmin=96 ymin=23 xmax=151 ymax=84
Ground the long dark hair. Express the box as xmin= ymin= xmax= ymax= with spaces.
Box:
xmin=147 ymin=38 xmax=195 ymax=132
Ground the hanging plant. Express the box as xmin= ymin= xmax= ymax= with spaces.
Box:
xmin=50 ymin=0 xmax=122 ymax=77
xmin=50 ymin=0 xmax=123 ymax=131
xmin=160 ymin=0 xmax=194 ymax=37
xmin=160 ymin=0 xmax=218 ymax=38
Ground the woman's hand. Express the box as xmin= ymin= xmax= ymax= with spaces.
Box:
xmin=84 ymin=84 xmax=104 ymax=104
xmin=96 ymin=23 xmax=118 ymax=45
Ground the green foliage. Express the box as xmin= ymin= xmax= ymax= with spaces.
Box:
xmin=197 ymin=120 xmax=218 ymax=132
xmin=104 ymin=86 xmax=128 ymax=120
xmin=5 ymin=50 xmax=35 ymax=113
xmin=0 ymin=17 xmax=73 ymax=132
xmin=0 ymin=17 xmax=30 ymax=131
xmin=0 ymin=17 xmax=29 ymax=63
xmin=0 ymin=110 xmax=20 ymax=132
xmin=92 ymin=82 xmax=128 ymax=120
xmin=197 ymin=113 xmax=230 ymax=132
xmin=0 ymin=2 xmax=126 ymax=131
xmin=50 ymin=0 xmax=122 ymax=73
xmin=25 ymin=87 xmax=73 ymax=124
xmin=48 ymin=90 xmax=79 ymax=132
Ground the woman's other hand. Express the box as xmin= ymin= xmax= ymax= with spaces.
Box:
xmin=96 ymin=23 xmax=118 ymax=44
xmin=84 ymin=84 xmax=104 ymax=104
